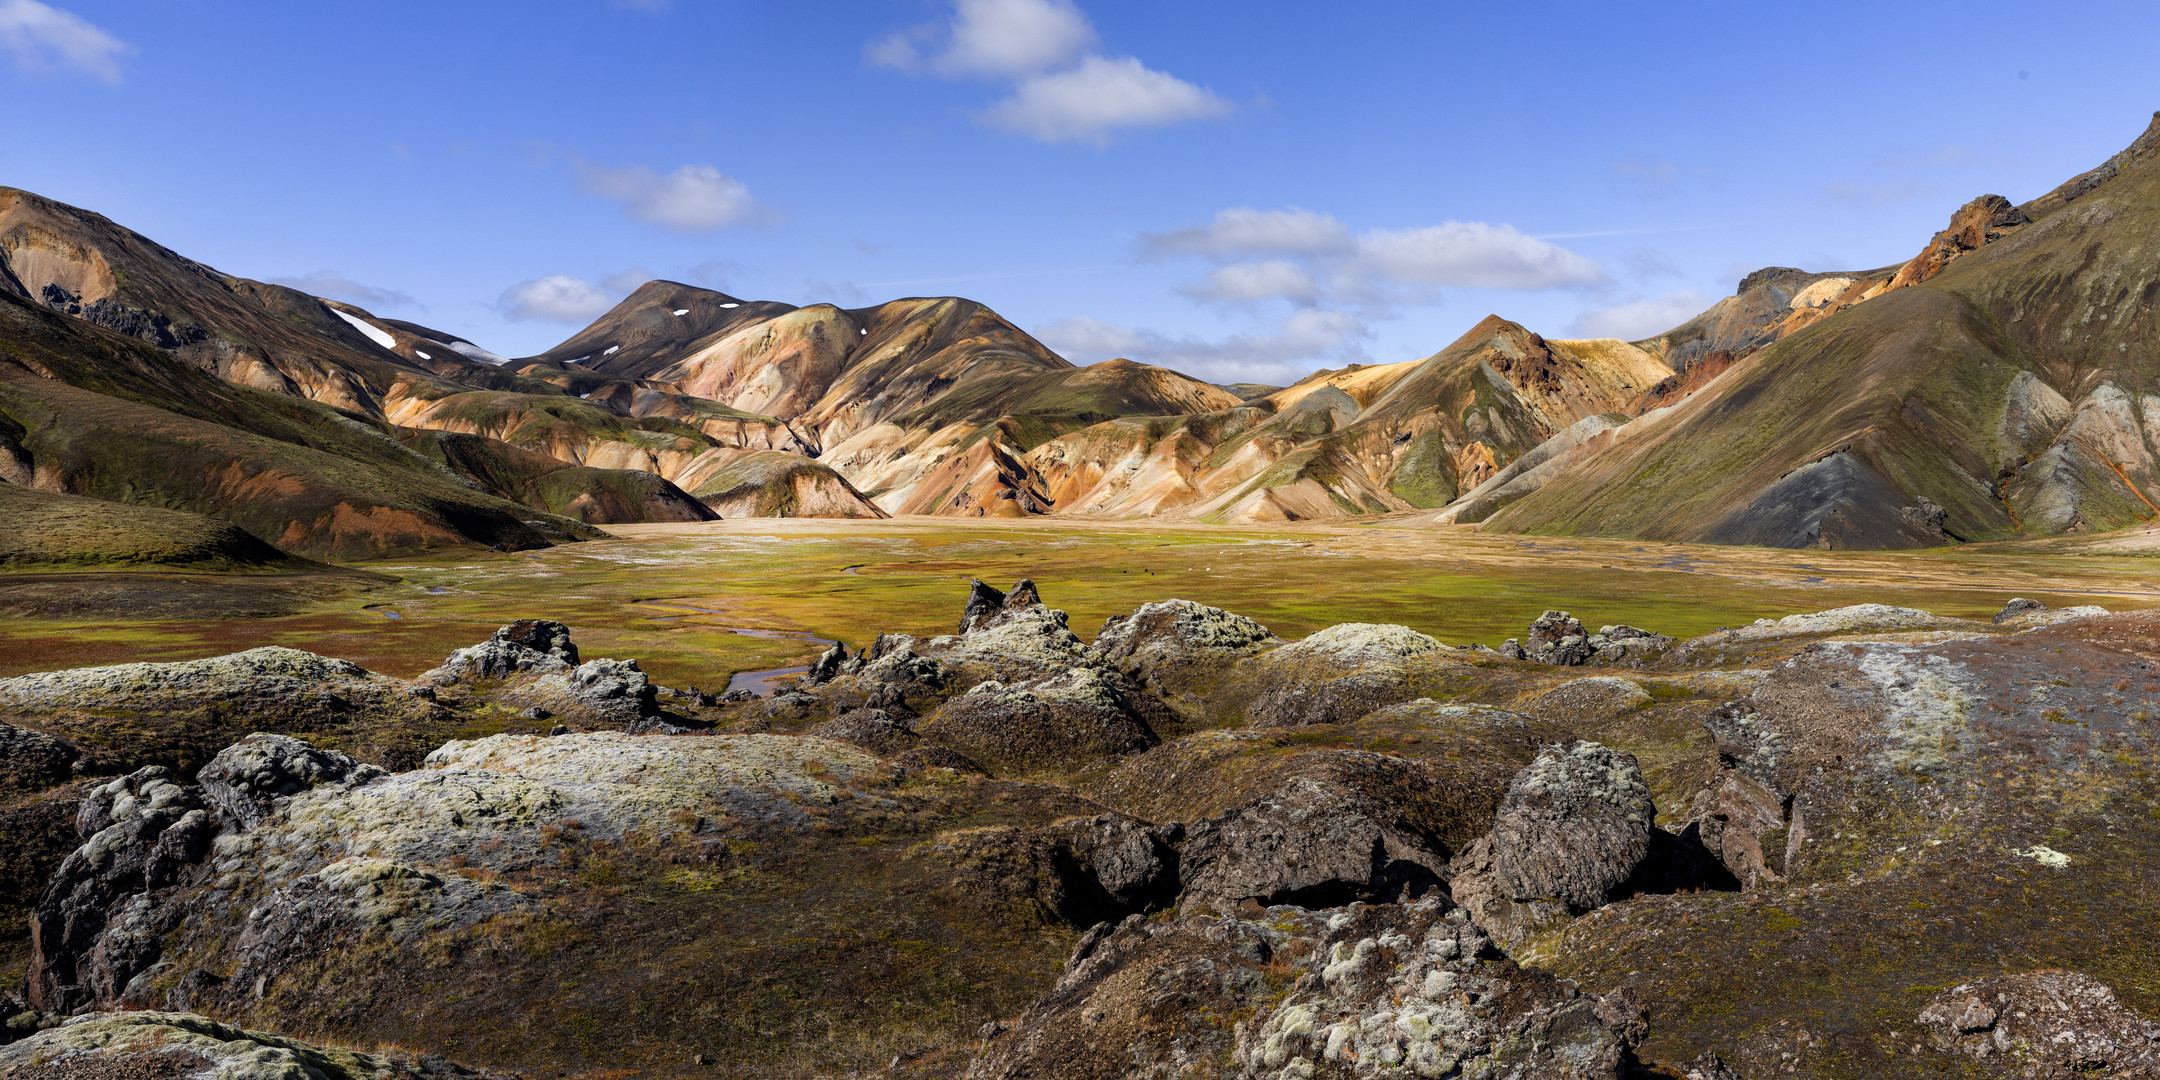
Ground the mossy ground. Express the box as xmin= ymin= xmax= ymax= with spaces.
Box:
xmin=3 ymin=517 xmax=2155 ymax=687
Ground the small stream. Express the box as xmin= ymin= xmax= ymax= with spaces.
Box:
xmin=628 ymin=599 xmax=837 ymax=697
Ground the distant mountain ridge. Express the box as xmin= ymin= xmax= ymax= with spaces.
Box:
xmin=1472 ymin=110 xmax=2160 ymax=548
xmin=3 ymin=109 xmax=2157 ymax=561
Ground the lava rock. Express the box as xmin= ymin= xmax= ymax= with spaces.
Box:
xmin=918 ymin=668 xmax=1158 ymax=776
xmin=1525 ymin=610 xmax=1593 ymax=666
xmin=1994 ymin=597 xmax=2048 ymax=624
xmin=969 ymin=897 xmax=1636 ymax=1079
xmin=1491 ymin=742 xmax=1654 ymax=912
xmin=1243 ymin=623 xmax=1445 ymax=727
xmin=29 ymin=767 xmax=215 ymax=1011
xmin=1176 ymin=774 xmax=1447 ymax=911
xmin=1919 ymin=970 xmax=2160 ymax=1077
xmin=1087 ymin=599 xmax=1277 ymax=698
xmin=195 ymin=733 xmax=383 ymax=832
xmin=491 ymin=619 xmax=579 ymax=664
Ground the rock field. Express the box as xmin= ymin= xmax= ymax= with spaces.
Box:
xmin=4 ymin=590 xmax=2160 ymax=1079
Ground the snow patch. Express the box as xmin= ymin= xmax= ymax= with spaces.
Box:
xmin=579 ymin=393 xmax=591 ymax=399
xmin=328 ymin=306 xmax=397 ymax=350
xmin=672 ymin=309 xmax=689 ymax=316
xmin=448 ymin=341 xmax=510 ymax=366
xmin=719 ymin=302 xmax=740 ymax=309
xmin=603 ymin=345 xmax=620 ymax=356
xmin=414 ymin=350 xmax=431 ymax=360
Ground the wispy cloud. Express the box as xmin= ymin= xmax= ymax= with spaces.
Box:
xmin=1145 ymin=207 xmax=1352 ymax=259
xmin=1143 ymin=205 xmax=1606 ymax=308
xmin=573 ymin=160 xmax=765 ymax=232
xmin=1037 ymin=308 xmax=1368 ymax=383
xmin=498 ymin=270 xmax=652 ymax=324
xmin=0 ymin=0 xmax=132 ymax=84
xmin=977 ymin=55 xmax=1230 ymax=145
xmin=1567 ymin=289 xmax=1709 ymax=340
xmin=870 ymin=0 xmax=1232 ymax=145
xmin=868 ymin=0 xmax=1094 ymax=78
xmin=269 ymin=271 xmax=420 ymax=311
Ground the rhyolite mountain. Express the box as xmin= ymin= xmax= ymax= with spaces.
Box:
xmin=1462 ymin=111 xmax=2160 ymax=548
xmin=6 ymin=109 xmax=2160 ymax=558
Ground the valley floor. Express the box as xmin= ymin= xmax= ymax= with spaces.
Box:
xmin=4 ymin=515 xmax=2157 ymax=687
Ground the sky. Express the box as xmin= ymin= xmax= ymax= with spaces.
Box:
xmin=4 ymin=0 xmax=2158 ymax=385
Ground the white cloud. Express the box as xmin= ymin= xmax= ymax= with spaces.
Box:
xmin=270 ymin=271 xmax=418 ymax=311
xmin=1353 ymin=222 xmax=1606 ymax=291
xmin=574 ymin=161 xmax=761 ymax=232
xmin=1567 ymin=289 xmax=1710 ymax=340
xmin=1148 ymin=207 xmax=1607 ymax=316
xmin=870 ymin=0 xmax=1095 ymax=78
xmin=0 ymin=0 xmax=132 ymax=83
xmin=978 ymin=54 xmax=1231 ymax=145
xmin=1037 ymin=308 xmax=1367 ymax=382
xmin=1181 ymin=260 xmax=1321 ymax=305
xmin=498 ymin=270 xmax=653 ymax=324
xmin=1144 ymin=207 xmax=1352 ymax=259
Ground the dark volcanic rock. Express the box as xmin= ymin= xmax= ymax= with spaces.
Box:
xmin=1087 ymin=598 xmax=1277 ymax=699
xmin=1448 ymin=742 xmax=1654 ymax=947
xmin=968 ymin=897 xmax=1635 ymax=1080
xmin=1243 ymin=623 xmax=1445 ymax=727
xmin=1177 ymin=773 xmax=1447 ymax=911
xmin=424 ymin=625 xmax=659 ymax=727
xmin=0 ymin=720 xmax=78 ymax=798
xmin=1993 ymin=597 xmax=2047 ymax=624
xmin=490 ymin=618 xmax=579 ymax=664
xmin=918 ymin=668 xmax=1159 ymax=776
xmin=29 ymin=767 xmax=213 ymax=1012
xmin=1491 ymin=742 xmax=1654 ymax=911
xmin=1525 ymin=610 xmax=1593 ymax=666
xmin=195 ymin=733 xmax=383 ymax=833
xmin=1919 ymin=971 xmax=2160 ymax=1077
xmin=918 ymin=812 xmax=1178 ymax=928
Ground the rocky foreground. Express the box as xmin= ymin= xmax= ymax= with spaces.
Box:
xmin=1 ymin=585 xmax=2157 ymax=1079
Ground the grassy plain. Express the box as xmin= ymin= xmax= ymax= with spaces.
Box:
xmin=5 ymin=515 xmax=2160 ymax=688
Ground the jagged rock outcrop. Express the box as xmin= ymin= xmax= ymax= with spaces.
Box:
xmin=1086 ymin=598 xmax=1278 ymax=699
xmin=1243 ymin=623 xmax=1447 ymax=727
xmin=422 ymin=621 xmax=659 ymax=726
xmin=922 ymin=587 xmax=1093 ymax=686
xmin=195 ymin=733 xmax=383 ymax=833
xmin=1502 ymin=610 xmax=1672 ymax=668
xmin=1447 ymin=742 xmax=1654 ymax=948
xmin=915 ymin=812 xmax=1181 ymax=928
xmin=1994 ymin=597 xmax=2047 ymax=624
xmin=27 ymin=767 xmax=213 ymax=1012
xmin=918 ymin=668 xmax=1160 ymax=777
xmin=1918 ymin=971 xmax=2160 ymax=1077
xmin=0 ymin=1011 xmax=503 ymax=1077
xmin=0 ymin=647 xmax=444 ymax=774
xmin=968 ymin=897 xmax=1637 ymax=1080
xmin=1885 ymin=194 xmax=2031 ymax=291
xmin=1176 ymin=774 xmax=1449 ymax=910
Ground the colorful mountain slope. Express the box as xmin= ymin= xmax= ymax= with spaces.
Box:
xmin=1481 ymin=111 xmax=2160 ymax=548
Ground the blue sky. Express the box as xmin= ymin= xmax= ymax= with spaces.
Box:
xmin=5 ymin=0 xmax=2157 ymax=384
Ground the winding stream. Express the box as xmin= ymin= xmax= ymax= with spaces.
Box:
xmin=628 ymin=599 xmax=837 ymax=696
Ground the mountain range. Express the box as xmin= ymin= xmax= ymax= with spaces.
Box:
xmin=2 ymin=109 xmax=2156 ymax=561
